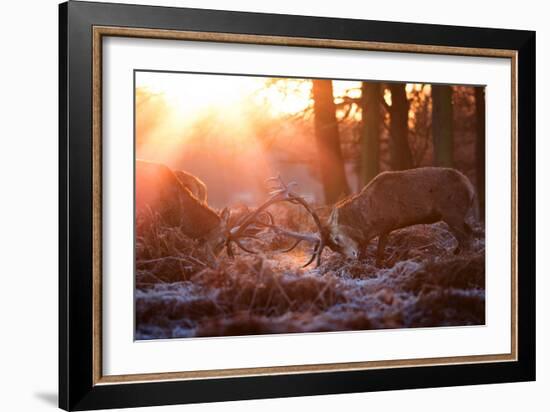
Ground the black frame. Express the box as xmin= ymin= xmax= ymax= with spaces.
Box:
xmin=59 ymin=1 xmax=536 ymax=410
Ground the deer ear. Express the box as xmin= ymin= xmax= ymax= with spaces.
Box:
xmin=220 ymin=207 xmax=231 ymax=223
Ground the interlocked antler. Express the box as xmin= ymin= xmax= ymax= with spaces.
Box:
xmin=227 ymin=175 xmax=327 ymax=267
xmin=224 ymin=210 xmax=274 ymax=258
xmin=266 ymin=175 xmax=327 ymax=267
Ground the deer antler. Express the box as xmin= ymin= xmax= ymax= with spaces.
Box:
xmin=267 ymin=175 xmax=327 ymax=267
xmin=223 ymin=212 xmax=270 ymax=258
xmin=227 ymin=175 xmax=327 ymax=267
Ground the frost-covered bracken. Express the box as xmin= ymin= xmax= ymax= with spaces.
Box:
xmin=135 ymin=200 xmax=485 ymax=340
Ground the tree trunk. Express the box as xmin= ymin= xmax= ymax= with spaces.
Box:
xmin=359 ymin=82 xmax=380 ymax=188
xmin=475 ymin=87 xmax=486 ymax=220
xmin=388 ymin=84 xmax=413 ymax=170
xmin=432 ymin=85 xmax=454 ymax=167
xmin=312 ymin=79 xmax=350 ymax=203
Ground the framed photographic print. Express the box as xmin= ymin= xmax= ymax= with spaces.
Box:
xmin=59 ymin=1 xmax=536 ymax=410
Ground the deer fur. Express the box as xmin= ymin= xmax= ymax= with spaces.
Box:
xmin=136 ymin=160 xmax=229 ymax=255
xmin=326 ymin=167 xmax=479 ymax=265
xmin=174 ymin=169 xmax=208 ymax=204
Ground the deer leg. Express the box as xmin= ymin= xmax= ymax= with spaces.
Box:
xmin=376 ymin=233 xmax=389 ymax=267
xmin=205 ymin=243 xmax=220 ymax=268
xmin=358 ymin=245 xmax=368 ymax=260
xmin=460 ymin=221 xmax=476 ymax=251
xmin=444 ymin=218 xmax=470 ymax=254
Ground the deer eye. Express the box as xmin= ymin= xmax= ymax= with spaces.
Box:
xmin=333 ymin=236 xmax=340 ymax=244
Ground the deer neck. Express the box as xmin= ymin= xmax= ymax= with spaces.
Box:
xmin=334 ymin=201 xmax=356 ymax=226
xmin=179 ymin=190 xmax=221 ymax=239
xmin=335 ymin=198 xmax=371 ymax=238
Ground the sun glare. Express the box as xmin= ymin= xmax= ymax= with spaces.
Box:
xmin=136 ymin=72 xmax=265 ymax=116
xmin=135 ymin=74 xmax=430 ymax=169
xmin=136 ymin=73 xmax=373 ymax=123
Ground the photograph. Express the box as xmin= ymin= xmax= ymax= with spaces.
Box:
xmin=134 ymin=71 xmax=487 ymax=340
xmin=53 ymin=1 xmax=536 ymax=409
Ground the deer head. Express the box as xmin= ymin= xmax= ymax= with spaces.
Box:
xmin=226 ymin=176 xmax=372 ymax=267
xmin=325 ymin=208 xmax=365 ymax=259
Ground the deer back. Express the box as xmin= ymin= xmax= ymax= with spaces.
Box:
xmin=136 ymin=160 xmax=220 ymax=239
xmin=334 ymin=167 xmax=476 ymax=241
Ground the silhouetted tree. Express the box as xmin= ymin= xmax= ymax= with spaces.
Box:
xmin=359 ymin=82 xmax=381 ymax=187
xmin=387 ymin=83 xmax=413 ymax=170
xmin=475 ymin=87 xmax=486 ymax=219
xmin=312 ymin=79 xmax=350 ymax=203
xmin=432 ymin=85 xmax=454 ymax=167
xmin=406 ymin=84 xmax=432 ymax=166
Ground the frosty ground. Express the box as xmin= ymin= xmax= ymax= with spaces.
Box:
xmin=135 ymin=204 xmax=485 ymax=340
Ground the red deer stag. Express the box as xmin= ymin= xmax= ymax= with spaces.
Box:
xmin=324 ymin=167 xmax=478 ymax=265
xmin=236 ymin=168 xmax=479 ymax=267
xmin=136 ymin=160 xmax=267 ymax=259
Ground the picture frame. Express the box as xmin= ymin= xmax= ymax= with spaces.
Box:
xmin=59 ymin=1 xmax=536 ymax=410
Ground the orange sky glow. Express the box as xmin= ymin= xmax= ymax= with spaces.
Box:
xmin=135 ymin=71 xmax=370 ymax=118
xmin=134 ymin=72 xmax=429 ymax=206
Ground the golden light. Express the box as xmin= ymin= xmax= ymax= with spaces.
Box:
xmin=333 ymin=81 xmax=362 ymax=99
xmin=137 ymin=74 xmax=373 ymax=122
xmin=134 ymin=75 xmax=436 ymax=207
xmin=253 ymin=79 xmax=313 ymax=116
xmin=135 ymin=75 xmax=429 ymax=168
xmin=384 ymin=89 xmax=392 ymax=106
xmin=136 ymin=72 xmax=265 ymax=116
